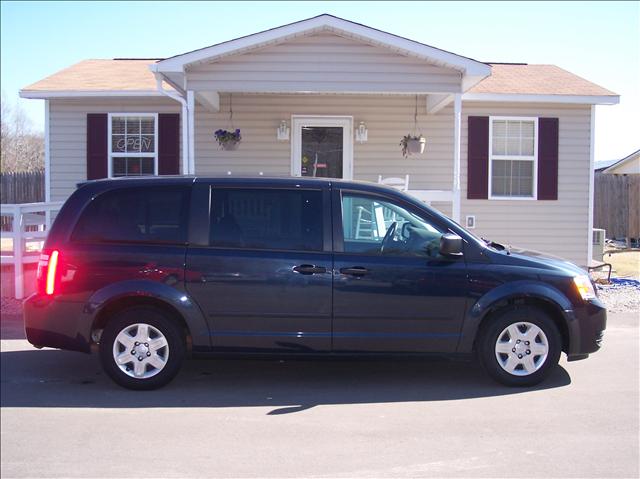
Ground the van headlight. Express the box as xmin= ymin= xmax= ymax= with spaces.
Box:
xmin=573 ymin=275 xmax=596 ymax=300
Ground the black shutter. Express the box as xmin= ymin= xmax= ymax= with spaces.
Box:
xmin=467 ymin=116 xmax=489 ymax=199
xmin=86 ymin=114 xmax=108 ymax=180
xmin=538 ymin=118 xmax=559 ymax=200
xmin=158 ymin=113 xmax=180 ymax=175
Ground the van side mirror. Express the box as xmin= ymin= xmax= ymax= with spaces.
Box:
xmin=440 ymin=233 xmax=464 ymax=256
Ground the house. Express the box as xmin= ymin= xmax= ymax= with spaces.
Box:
xmin=599 ymin=149 xmax=640 ymax=175
xmin=19 ymin=14 xmax=619 ymax=267
xmin=594 ymin=149 xmax=640 ymax=243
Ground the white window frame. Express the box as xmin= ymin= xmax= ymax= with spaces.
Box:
xmin=107 ymin=113 xmax=159 ymax=178
xmin=291 ymin=115 xmax=353 ymax=180
xmin=488 ymin=116 xmax=538 ymax=200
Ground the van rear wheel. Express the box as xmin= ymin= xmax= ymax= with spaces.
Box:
xmin=99 ymin=307 xmax=185 ymax=390
xmin=479 ymin=306 xmax=561 ymax=387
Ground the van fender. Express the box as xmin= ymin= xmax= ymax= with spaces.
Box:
xmin=457 ymin=280 xmax=575 ymax=353
xmin=81 ymin=280 xmax=211 ymax=348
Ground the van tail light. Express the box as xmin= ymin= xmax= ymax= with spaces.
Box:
xmin=37 ymin=249 xmax=60 ymax=296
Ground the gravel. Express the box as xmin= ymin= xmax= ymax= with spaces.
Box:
xmin=596 ymin=279 xmax=640 ymax=313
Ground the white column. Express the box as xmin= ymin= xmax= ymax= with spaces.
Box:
xmin=13 ymin=206 xmax=24 ymax=300
xmin=452 ymin=93 xmax=462 ymax=224
xmin=587 ymin=105 xmax=596 ymax=265
xmin=44 ymin=100 xmax=50 ymax=202
xmin=187 ymin=90 xmax=196 ymax=175
xmin=181 ymin=101 xmax=189 ymax=175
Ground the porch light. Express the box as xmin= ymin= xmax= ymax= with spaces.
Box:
xmin=355 ymin=122 xmax=368 ymax=143
xmin=277 ymin=120 xmax=290 ymax=141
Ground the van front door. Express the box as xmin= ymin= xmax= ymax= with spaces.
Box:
xmin=332 ymin=190 xmax=468 ymax=353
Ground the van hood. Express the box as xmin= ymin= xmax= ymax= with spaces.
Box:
xmin=489 ymin=245 xmax=587 ymax=277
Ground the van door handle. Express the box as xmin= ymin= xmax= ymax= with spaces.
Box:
xmin=339 ymin=266 xmax=370 ymax=277
xmin=293 ymin=264 xmax=327 ymax=275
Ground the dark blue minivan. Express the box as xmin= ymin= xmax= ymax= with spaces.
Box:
xmin=24 ymin=177 xmax=606 ymax=389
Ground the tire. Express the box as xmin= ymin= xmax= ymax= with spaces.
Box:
xmin=99 ymin=306 xmax=185 ymax=390
xmin=478 ymin=306 xmax=562 ymax=387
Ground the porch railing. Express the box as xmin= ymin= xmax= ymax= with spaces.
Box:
xmin=1 ymin=201 xmax=64 ymax=299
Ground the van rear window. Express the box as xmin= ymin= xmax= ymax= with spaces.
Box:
xmin=72 ymin=186 xmax=189 ymax=244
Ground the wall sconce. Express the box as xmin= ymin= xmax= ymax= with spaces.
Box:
xmin=355 ymin=121 xmax=368 ymax=143
xmin=277 ymin=120 xmax=290 ymax=141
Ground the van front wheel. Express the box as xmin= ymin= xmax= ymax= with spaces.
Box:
xmin=479 ymin=306 xmax=561 ymax=387
xmin=99 ymin=307 xmax=185 ymax=390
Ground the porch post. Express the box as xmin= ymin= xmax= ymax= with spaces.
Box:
xmin=181 ymin=101 xmax=189 ymax=175
xmin=187 ymin=90 xmax=196 ymax=175
xmin=452 ymin=93 xmax=462 ymax=224
xmin=44 ymin=100 xmax=50 ymax=202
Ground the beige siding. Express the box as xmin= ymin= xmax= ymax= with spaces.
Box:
xmin=195 ymin=93 xmax=454 ymax=190
xmin=48 ymin=98 xmax=182 ymax=201
xmin=187 ymin=33 xmax=462 ymax=93
xmin=461 ymin=103 xmax=592 ymax=266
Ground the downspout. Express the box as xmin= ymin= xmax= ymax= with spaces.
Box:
xmin=153 ymin=73 xmax=190 ymax=175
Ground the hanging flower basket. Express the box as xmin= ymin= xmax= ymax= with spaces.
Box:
xmin=214 ymin=128 xmax=242 ymax=150
xmin=400 ymin=135 xmax=426 ymax=158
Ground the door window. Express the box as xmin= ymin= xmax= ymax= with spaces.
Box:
xmin=341 ymin=193 xmax=445 ymax=257
xmin=210 ymin=188 xmax=323 ymax=252
xmin=301 ymin=126 xmax=343 ymax=178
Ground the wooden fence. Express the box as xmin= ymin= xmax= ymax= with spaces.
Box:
xmin=594 ymin=172 xmax=640 ymax=240
xmin=0 ymin=171 xmax=45 ymax=204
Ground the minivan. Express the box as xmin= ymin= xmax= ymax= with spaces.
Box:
xmin=24 ymin=177 xmax=606 ymax=390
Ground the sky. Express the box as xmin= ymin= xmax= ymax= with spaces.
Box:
xmin=1 ymin=1 xmax=638 ymax=164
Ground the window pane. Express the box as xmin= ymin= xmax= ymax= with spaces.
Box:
xmin=72 ymin=187 xmax=188 ymax=244
xmin=112 ymin=117 xmax=126 ymax=134
xmin=141 ymin=135 xmax=155 ymax=153
xmin=210 ymin=189 xmax=323 ymax=251
xmin=521 ymin=120 xmax=535 ymax=138
xmin=507 ymin=137 xmax=520 ymax=155
xmin=126 ymin=117 xmax=141 ymax=135
xmin=126 ymin=136 xmax=141 ymax=153
xmin=491 ymin=159 xmax=534 ymax=197
xmin=492 ymin=136 xmax=506 ymax=156
xmin=140 ymin=117 xmax=155 ymax=134
xmin=493 ymin=120 xmax=507 ymax=137
xmin=521 ymin=137 xmax=535 ymax=156
xmin=112 ymin=157 xmax=155 ymax=177
xmin=342 ymin=194 xmax=444 ymax=257
xmin=112 ymin=135 xmax=126 ymax=153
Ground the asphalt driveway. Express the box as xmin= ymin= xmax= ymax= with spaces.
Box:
xmin=1 ymin=310 xmax=638 ymax=478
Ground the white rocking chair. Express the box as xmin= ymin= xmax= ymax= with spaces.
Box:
xmin=378 ymin=175 xmax=410 ymax=191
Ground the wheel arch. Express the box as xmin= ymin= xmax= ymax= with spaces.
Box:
xmin=458 ymin=281 xmax=574 ymax=354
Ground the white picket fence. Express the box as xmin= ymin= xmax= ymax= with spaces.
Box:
xmin=1 ymin=202 xmax=64 ymax=299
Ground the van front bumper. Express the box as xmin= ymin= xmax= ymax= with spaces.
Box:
xmin=566 ymin=297 xmax=607 ymax=361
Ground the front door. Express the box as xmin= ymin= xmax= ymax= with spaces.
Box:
xmin=332 ymin=189 xmax=469 ymax=353
xmin=185 ymin=183 xmax=333 ymax=353
xmin=292 ymin=116 xmax=353 ymax=180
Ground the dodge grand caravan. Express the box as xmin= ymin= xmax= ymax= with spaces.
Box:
xmin=24 ymin=177 xmax=606 ymax=390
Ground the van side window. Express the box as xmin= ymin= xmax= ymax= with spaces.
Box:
xmin=72 ymin=186 xmax=189 ymax=244
xmin=341 ymin=193 xmax=445 ymax=257
xmin=210 ymin=188 xmax=323 ymax=252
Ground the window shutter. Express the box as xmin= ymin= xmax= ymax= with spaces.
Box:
xmin=538 ymin=117 xmax=559 ymax=200
xmin=86 ymin=114 xmax=108 ymax=180
xmin=467 ymin=116 xmax=489 ymax=199
xmin=158 ymin=113 xmax=180 ymax=175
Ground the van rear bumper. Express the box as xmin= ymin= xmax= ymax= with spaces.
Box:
xmin=23 ymin=293 xmax=91 ymax=353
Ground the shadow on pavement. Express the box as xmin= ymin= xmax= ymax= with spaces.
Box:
xmin=0 ymin=347 xmax=571 ymax=413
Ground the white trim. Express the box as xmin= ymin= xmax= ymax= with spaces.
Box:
xmin=488 ymin=116 xmax=539 ymax=200
xmin=153 ymin=14 xmax=490 ymax=78
xmin=44 ymin=100 xmax=51 ymax=202
xmin=19 ymin=90 xmax=164 ymax=99
xmin=181 ymin=102 xmax=189 ymax=175
xmin=107 ymin=113 xmax=159 ymax=178
xmin=587 ymin=106 xmax=596 ymax=264
xmin=187 ymin=91 xmax=196 ymax=175
xmin=452 ymin=94 xmax=462 ymax=223
xmin=291 ymin=115 xmax=353 ymax=180
xmin=463 ymin=93 xmax=619 ymax=105
xmin=426 ymin=94 xmax=454 ymax=114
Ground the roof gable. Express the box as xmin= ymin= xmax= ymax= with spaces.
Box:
xmin=152 ymin=14 xmax=490 ymax=80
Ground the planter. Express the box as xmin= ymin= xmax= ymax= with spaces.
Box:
xmin=407 ymin=137 xmax=426 ymax=155
xmin=221 ymin=141 xmax=240 ymax=151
